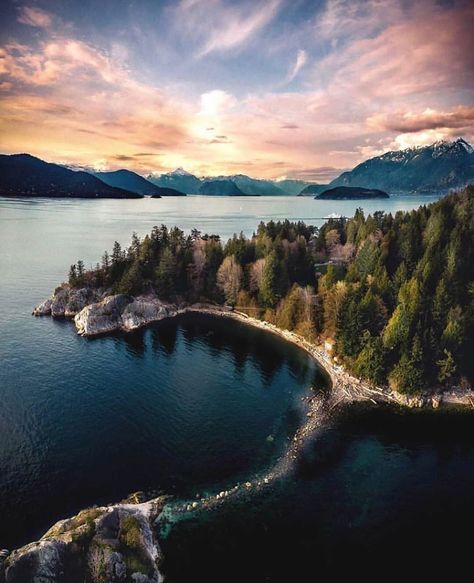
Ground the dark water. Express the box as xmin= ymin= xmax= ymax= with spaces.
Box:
xmin=0 ymin=313 xmax=323 ymax=549
xmin=1 ymin=195 xmax=474 ymax=578
xmin=161 ymin=405 xmax=474 ymax=580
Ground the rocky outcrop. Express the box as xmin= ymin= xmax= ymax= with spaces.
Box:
xmin=33 ymin=289 xmax=178 ymax=336
xmin=74 ymin=295 xmax=178 ymax=336
xmin=74 ymin=294 xmax=132 ymax=336
xmin=121 ymin=299 xmax=177 ymax=332
xmin=1 ymin=495 xmax=167 ymax=583
xmin=32 ymin=298 xmax=53 ymax=316
xmin=33 ymin=287 xmax=99 ymax=318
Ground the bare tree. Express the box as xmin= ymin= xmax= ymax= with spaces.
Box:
xmin=249 ymin=258 xmax=266 ymax=293
xmin=217 ymin=255 xmax=243 ymax=305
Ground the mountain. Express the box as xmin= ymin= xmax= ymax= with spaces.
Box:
xmin=199 ymin=179 xmax=246 ymax=196
xmin=315 ymin=186 xmax=389 ymax=200
xmin=330 ymin=138 xmax=474 ymax=193
xmin=298 ymin=184 xmax=329 ymax=196
xmin=147 ymin=168 xmax=202 ymax=194
xmin=0 ymin=154 xmax=142 ymax=198
xmin=223 ymin=174 xmax=285 ymax=196
xmin=275 ymin=179 xmax=318 ymax=195
xmin=94 ymin=169 xmax=185 ymax=196
xmin=148 ymin=168 xmax=319 ymax=195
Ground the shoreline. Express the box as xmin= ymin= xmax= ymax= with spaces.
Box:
xmin=32 ymin=288 xmax=474 ymax=410
xmin=182 ymin=305 xmax=474 ymax=410
xmin=5 ymin=291 xmax=472 ymax=580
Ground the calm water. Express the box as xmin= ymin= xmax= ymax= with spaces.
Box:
xmin=1 ymin=193 xmax=474 ymax=577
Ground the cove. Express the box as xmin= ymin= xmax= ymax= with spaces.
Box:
xmin=0 ymin=312 xmax=328 ymax=549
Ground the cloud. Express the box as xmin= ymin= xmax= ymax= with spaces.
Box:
xmin=367 ymin=106 xmax=474 ymax=133
xmin=286 ymin=49 xmax=307 ymax=83
xmin=284 ymin=166 xmax=344 ymax=182
xmin=200 ymin=90 xmax=237 ymax=116
xmin=314 ymin=0 xmax=406 ymax=44
xmin=0 ymin=36 xmax=193 ymax=171
xmin=1 ymin=0 xmax=473 ymax=178
xmin=17 ymin=6 xmax=53 ymax=28
xmin=176 ymin=0 xmax=282 ymax=57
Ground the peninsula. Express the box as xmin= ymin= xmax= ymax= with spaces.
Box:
xmin=33 ymin=186 xmax=474 ymax=398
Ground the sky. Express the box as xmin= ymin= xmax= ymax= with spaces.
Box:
xmin=0 ymin=0 xmax=473 ymax=181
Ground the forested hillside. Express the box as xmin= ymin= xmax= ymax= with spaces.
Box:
xmin=68 ymin=187 xmax=474 ymax=393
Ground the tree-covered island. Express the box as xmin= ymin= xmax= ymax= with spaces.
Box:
xmin=44 ymin=187 xmax=474 ymax=395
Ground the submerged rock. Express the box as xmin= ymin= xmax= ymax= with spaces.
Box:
xmin=1 ymin=498 xmax=167 ymax=583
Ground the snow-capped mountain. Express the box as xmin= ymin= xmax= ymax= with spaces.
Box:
xmin=147 ymin=168 xmax=202 ymax=193
xmin=330 ymin=138 xmax=474 ymax=193
xmin=147 ymin=169 xmax=317 ymax=195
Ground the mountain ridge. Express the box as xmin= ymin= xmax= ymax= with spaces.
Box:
xmin=329 ymin=138 xmax=474 ymax=193
xmin=0 ymin=154 xmax=142 ymax=199
xmin=94 ymin=169 xmax=186 ymax=196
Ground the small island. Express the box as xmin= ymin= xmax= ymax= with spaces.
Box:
xmin=315 ymin=186 xmax=390 ymax=200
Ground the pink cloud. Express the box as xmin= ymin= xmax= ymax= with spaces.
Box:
xmin=1 ymin=1 xmax=473 ymax=177
xmin=17 ymin=6 xmax=53 ymax=28
xmin=367 ymin=106 xmax=474 ymax=133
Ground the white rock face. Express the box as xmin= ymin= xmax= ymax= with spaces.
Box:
xmin=121 ymin=298 xmax=176 ymax=331
xmin=32 ymin=298 xmax=52 ymax=316
xmin=74 ymin=294 xmax=131 ymax=336
xmin=73 ymin=294 xmax=177 ymax=336
xmin=50 ymin=288 xmax=69 ymax=317
xmin=33 ymin=287 xmax=99 ymax=318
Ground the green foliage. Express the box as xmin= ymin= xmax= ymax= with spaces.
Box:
xmin=66 ymin=186 xmax=474 ymax=393
xmin=353 ymin=332 xmax=386 ymax=386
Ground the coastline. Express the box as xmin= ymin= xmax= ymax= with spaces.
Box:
xmin=32 ymin=288 xmax=474 ymax=410
xmin=4 ymin=289 xmax=472 ymax=580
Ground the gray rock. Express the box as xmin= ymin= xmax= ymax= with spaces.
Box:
xmin=4 ymin=498 xmax=167 ymax=583
xmin=121 ymin=299 xmax=175 ymax=331
xmin=50 ymin=288 xmax=69 ymax=317
xmin=74 ymin=295 xmax=131 ymax=336
xmin=32 ymin=298 xmax=52 ymax=316
xmin=64 ymin=288 xmax=95 ymax=317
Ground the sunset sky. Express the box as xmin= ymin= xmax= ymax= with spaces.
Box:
xmin=0 ymin=0 xmax=473 ymax=180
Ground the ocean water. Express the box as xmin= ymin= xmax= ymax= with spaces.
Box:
xmin=1 ymin=194 xmax=473 ymax=578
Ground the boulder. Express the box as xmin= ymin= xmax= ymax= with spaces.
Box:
xmin=50 ymin=288 xmax=70 ymax=317
xmin=33 ymin=287 xmax=99 ymax=318
xmin=121 ymin=299 xmax=176 ymax=331
xmin=32 ymin=299 xmax=52 ymax=316
xmin=74 ymin=295 xmax=131 ymax=336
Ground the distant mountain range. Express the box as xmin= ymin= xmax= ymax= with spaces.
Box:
xmin=94 ymin=169 xmax=185 ymax=196
xmin=298 ymin=184 xmax=329 ymax=196
xmin=329 ymin=138 xmax=474 ymax=193
xmin=0 ymin=154 xmax=141 ymax=198
xmin=1 ymin=139 xmax=472 ymax=199
xmin=147 ymin=168 xmax=319 ymax=195
xmin=199 ymin=179 xmax=245 ymax=196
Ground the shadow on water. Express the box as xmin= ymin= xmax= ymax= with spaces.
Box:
xmin=0 ymin=313 xmax=325 ymax=550
xmin=160 ymin=404 xmax=474 ymax=582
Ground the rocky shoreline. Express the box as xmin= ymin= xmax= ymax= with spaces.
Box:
xmin=33 ymin=285 xmax=474 ymax=410
xmin=1 ymin=493 xmax=168 ymax=583
xmin=2 ymin=285 xmax=471 ymax=581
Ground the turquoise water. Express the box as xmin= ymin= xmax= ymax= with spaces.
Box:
xmin=2 ymin=193 xmax=474 ymax=579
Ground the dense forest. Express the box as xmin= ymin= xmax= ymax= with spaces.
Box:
xmin=68 ymin=187 xmax=474 ymax=394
